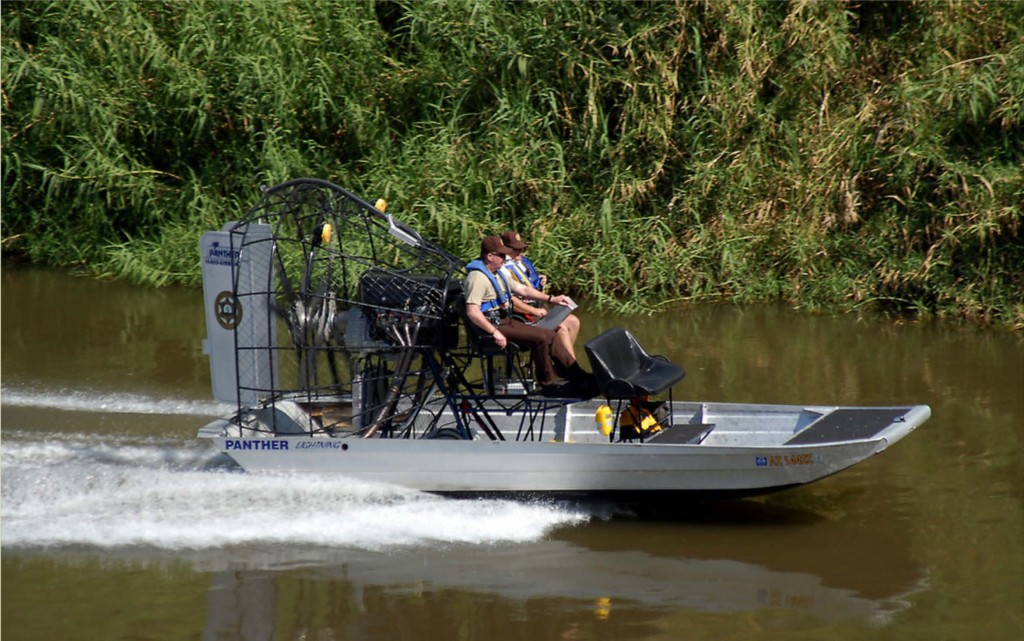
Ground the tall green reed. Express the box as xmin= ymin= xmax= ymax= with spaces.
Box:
xmin=2 ymin=0 xmax=1020 ymax=328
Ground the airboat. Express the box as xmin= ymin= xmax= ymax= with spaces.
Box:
xmin=197 ymin=178 xmax=929 ymax=500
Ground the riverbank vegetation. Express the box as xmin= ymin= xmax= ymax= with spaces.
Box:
xmin=3 ymin=1 xmax=1021 ymax=328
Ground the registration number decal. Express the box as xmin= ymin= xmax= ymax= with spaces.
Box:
xmin=756 ymin=453 xmax=815 ymax=467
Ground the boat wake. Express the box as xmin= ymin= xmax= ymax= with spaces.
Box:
xmin=1 ymin=386 xmax=229 ymax=416
xmin=1 ymin=430 xmax=589 ymax=552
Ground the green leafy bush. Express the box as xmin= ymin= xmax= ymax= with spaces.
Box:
xmin=2 ymin=0 xmax=1021 ymax=328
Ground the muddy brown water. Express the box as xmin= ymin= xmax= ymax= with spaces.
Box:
xmin=2 ymin=267 xmax=1021 ymax=641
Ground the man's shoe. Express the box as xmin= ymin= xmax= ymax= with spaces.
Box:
xmin=559 ymin=376 xmax=598 ymax=400
xmin=540 ymin=381 xmax=570 ymax=397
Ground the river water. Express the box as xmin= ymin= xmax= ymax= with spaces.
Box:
xmin=2 ymin=267 xmax=1021 ymax=640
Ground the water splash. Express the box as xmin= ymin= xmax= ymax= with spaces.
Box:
xmin=1 ymin=386 xmax=229 ymax=416
xmin=0 ymin=431 xmax=588 ymax=552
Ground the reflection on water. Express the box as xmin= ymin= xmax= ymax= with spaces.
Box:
xmin=2 ymin=267 xmax=1022 ymax=641
xmin=194 ymin=533 xmax=922 ymax=641
xmin=1 ymin=423 xmax=926 ymax=638
xmin=0 ymin=421 xmax=918 ymax=605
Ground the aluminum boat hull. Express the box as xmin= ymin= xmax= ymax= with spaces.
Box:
xmin=199 ymin=402 xmax=930 ymax=498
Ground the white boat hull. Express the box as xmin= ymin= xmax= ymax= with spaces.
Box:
xmin=200 ymin=402 xmax=930 ymax=498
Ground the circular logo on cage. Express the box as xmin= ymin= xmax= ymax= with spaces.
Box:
xmin=214 ymin=291 xmax=242 ymax=330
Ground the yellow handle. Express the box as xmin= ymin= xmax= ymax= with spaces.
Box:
xmin=595 ymin=405 xmax=613 ymax=436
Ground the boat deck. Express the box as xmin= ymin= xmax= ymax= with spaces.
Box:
xmin=785 ymin=408 xmax=911 ymax=445
xmin=213 ymin=398 xmax=921 ymax=449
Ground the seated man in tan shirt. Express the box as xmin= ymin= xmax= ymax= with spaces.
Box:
xmin=464 ymin=236 xmax=593 ymax=396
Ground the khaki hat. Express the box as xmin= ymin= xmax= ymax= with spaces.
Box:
xmin=500 ymin=231 xmax=527 ymax=250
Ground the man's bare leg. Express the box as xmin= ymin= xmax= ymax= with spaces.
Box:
xmin=555 ymin=314 xmax=581 ymax=361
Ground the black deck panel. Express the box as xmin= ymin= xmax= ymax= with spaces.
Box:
xmin=785 ymin=408 xmax=912 ymax=445
xmin=646 ymin=423 xmax=715 ymax=444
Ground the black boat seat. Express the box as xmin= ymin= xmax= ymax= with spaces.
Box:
xmin=584 ymin=327 xmax=685 ymax=399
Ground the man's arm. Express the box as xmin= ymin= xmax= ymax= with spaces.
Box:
xmin=509 ymin=281 xmax=572 ymax=307
xmin=510 ymin=295 xmax=547 ymax=318
xmin=465 ymin=303 xmax=508 ymax=348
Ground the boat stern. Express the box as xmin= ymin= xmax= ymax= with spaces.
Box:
xmin=198 ymin=416 xmax=240 ymax=439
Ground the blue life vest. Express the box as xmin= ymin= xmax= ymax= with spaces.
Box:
xmin=520 ymin=256 xmax=543 ymax=290
xmin=465 ymin=260 xmax=512 ymax=313
xmin=503 ymin=260 xmax=531 ymax=287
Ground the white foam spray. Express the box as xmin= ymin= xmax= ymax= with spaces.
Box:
xmin=1 ymin=386 xmax=229 ymax=416
xmin=1 ymin=430 xmax=588 ymax=552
